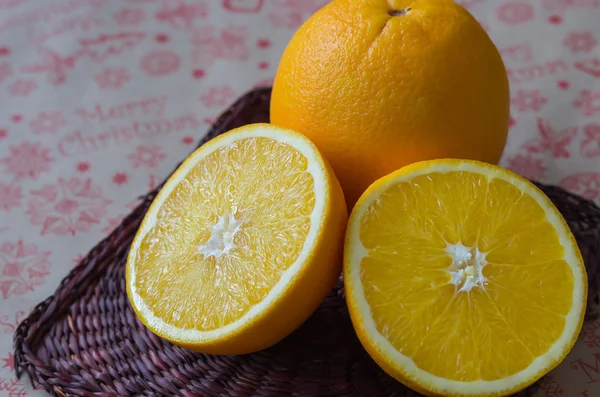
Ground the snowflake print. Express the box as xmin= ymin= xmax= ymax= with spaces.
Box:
xmin=574 ymin=58 xmax=600 ymax=78
xmin=574 ymin=90 xmax=600 ymax=117
xmin=0 ymin=62 xmax=11 ymax=84
xmin=511 ymin=90 xmax=548 ymax=112
xmin=101 ymin=215 xmax=125 ymax=234
xmin=29 ymin=111 xmax=65 ymax=135
xmin=20 ymin=47 xmax=76 ymax=85
xmin=581 ymin=124 xmax=600 ymax=158
xmin=95 ymin=67 xmax=131 ymax=89
xmin=191 ymin=26 xmax=249 ymax=66
xmin=1 ymin=352 xmax=14 ymax=371
xmin=128 ymin=145 xmax=166 ymax=168
xmin=0 ymin=129 xmax=6 ymax=139
xmin=496 ymin=2 xmax=534 ymax=25
xmin=582 ymin=319 xmax=600 ymax=348
xmin=112 ymin=172 xmax=128 ymax=185
xmin=11 ymin=114 xmax=22 ymax=123
xmin=8 ymin=79 xmax=37 ymax=97
xmin=564 ymin=31 xmax=598 ymax=54
xmin=560 ymin=172 xmax=600 ymax=203
xmin=0 ymin=183 xmax=23 ymax=212
xmin=156 ymin=0 xmax=208 ymax=30
xmin=0 ymin=378 xmax=27 ymax=396
xmin=522 ymin=119 xmax=578 ymax=158
xmin=182 ymin=136 xmax=194 ymax=145
xmin=140 ymin=51 xmax=181 ymax=76
xmin=27 ymin=177 xmax=112 ymax=235
xmin=558 ymin=80 xmax=570 ymax=90
xmin=200 ymin=86 xmax=236 ymax=108
xmin=1 ymin=142 xmax=54 ymax=181
xmin=0 ymin=241 xmax=51 ymax=299
xmin=113 ymin=8 xmax=146 ymax=26
xmin=504 ymin=154 xmax=548 ymax=181
xmin=538 ymin=375 xmax=564 ymax=397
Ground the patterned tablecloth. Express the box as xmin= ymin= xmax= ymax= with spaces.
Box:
xmin=0 ymin=1 xmax=599 ymax=396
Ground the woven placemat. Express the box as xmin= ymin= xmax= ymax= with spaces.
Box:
xmin=13 ymin=88 xmax=600 ymax=397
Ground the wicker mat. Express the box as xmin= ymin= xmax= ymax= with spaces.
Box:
xmin=13 ymin=88 xmax=600 ymax=397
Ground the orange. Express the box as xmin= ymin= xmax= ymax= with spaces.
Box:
xmin=126 ymin=124 xmax=347 ymax=354
xmin=271 ymin=0 xmax=510 ymax=207
xmin=344 ymin=159 xmax=587 ymax=396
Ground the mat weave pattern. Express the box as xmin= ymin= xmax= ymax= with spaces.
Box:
xmin=13 ymin=88 xmax=600 ymax=397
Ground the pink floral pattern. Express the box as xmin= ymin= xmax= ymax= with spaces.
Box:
xmin=128 ymin=145 xmax=166 ymax=168
xmin=511 ymin=90 xmax=549 ymax=112
xmin=522 ymin=119 xmax=578 ymax=158
xmin=496 ymin=2 xmax=534 ymax=25
xmin=95 ymin=67 xmax=131 ymax=89
xmin=29 ymin=111 xmax=65 ymax=135
xmin=0 ymin=1 xmax=596 ymax=396
xmin=574 ymin=90 xmax=600 ymax=117
xmin=1 ymin=142 xmax=54 ymax=181
xmin=581 ymin=124 xmax=600 ymax=158
xmin=560 ymin=172 xmax=600 ymax=203
xmin=27 ymin=178 xmax=112 ymax=235
xmin=564 ymin=31 xmax=598 ymax=54
xmin=0 ymin=183 xmax=22 ymax=212
xmin=505 ymin=154 xmax=548 ymax=181
xmin=0 ymin=241 xmax=51 ymax=299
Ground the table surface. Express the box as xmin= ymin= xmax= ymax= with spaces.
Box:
xmin=0 ymin=1 xmax=599 ymax=396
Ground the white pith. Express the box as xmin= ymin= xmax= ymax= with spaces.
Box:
xmin=197 ymin=214 xmax=242 ymax=258
xmin=345 ymin=161 xmax=586 ymax=396
xmin=446 ymin=243 xmax=488 ymax=293
xmin=127 ymin=125 xmax=328 ymax=343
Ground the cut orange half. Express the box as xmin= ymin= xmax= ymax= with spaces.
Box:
xmin=126 ymin=123 xmax=347 ymax=355
xmin=344 ymin=159 xmax=587 ymax=396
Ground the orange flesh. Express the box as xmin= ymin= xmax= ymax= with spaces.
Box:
xmin=133 ymin=137 xmax=315 ymax=331
xmin=358 ymin=171 xmax=574 ymax=381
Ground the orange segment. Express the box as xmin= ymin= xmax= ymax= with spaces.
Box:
xmin=127 ymin=123 xmax=347 ymax=354
xmin=344 ymin=159 xmax=586 ymax=397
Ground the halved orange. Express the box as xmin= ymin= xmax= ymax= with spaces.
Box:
xmin=344 ymin=159 xmax=586 ymax=396
xmin=126 ymin=123 xmax=347 ymax=355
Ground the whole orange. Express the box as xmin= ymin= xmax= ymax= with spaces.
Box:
xmin=271 ymin=0 xmax=510 ymax=207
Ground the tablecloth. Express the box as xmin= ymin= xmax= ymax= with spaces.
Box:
xmin=0 ymin=0 xmax=598 ymax=396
